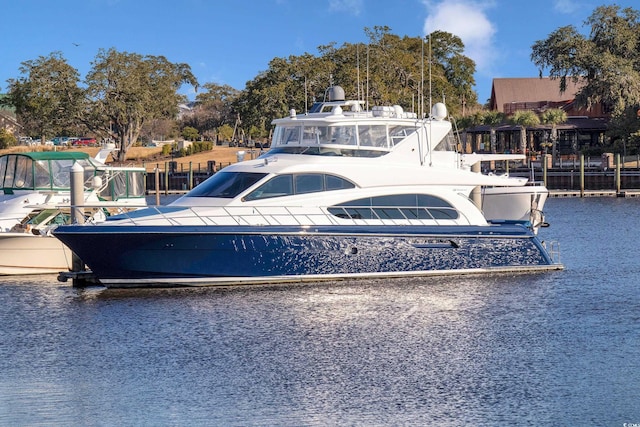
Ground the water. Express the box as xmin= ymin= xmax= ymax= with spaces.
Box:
xmin=1 ymin=197 xmax=639 ymax=426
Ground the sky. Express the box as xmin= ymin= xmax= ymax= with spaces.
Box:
xmin=1 ymin=0 xmax=638 ymax=104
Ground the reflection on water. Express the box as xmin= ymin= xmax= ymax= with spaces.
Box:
xmin=1 ymin=198 xmax=640 ymax=425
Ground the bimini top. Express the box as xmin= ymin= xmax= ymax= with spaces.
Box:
xmin=0 ymin=151 xmax=146 ymax=200
xmin=4 ymin=151 xmax=91 ymax=162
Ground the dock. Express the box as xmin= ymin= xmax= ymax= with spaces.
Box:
xmin=549 ymin=190 xmax=640 ymax=198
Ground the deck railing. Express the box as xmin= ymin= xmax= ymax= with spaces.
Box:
xmin=81 ymin=205 xmax=477 ymax=228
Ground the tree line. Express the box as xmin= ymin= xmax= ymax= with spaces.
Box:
xmin=2 ymin=5 xmax=640 ymax=160
xmin=0 ymin=26 xmax=476 ymax=161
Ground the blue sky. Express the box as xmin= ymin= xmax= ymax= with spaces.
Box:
xmin=1 ymin=0 xmax=637 ymax=104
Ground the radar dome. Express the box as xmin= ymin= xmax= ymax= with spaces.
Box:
xmin=328 ymin=86 xmax=345 ymax=102
xmin=431 ymin=103 xmax=447 ymax=121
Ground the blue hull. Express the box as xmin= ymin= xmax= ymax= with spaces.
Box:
xmin=53 ymin=223 xmax=561 ymax=287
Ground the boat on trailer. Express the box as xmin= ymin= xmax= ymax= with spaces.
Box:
xmin=53 ymin=86 xmax=562 ymax=287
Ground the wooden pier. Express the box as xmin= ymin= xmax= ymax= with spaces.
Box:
xmin=549 ymin=190 xmax=640 ymax=198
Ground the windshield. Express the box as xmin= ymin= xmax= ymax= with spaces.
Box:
xmin=186 ymin=172 xmax=267 ymax=198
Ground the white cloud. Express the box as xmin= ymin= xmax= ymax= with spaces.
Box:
xmin=422 ymin=0 xmax=496 ymax=73
xmin=328 ymin=0 xmax=364 ymax=16
xmin=552 ymin=0 xmax=580 ymax=14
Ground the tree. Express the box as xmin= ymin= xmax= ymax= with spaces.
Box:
xmin=188 ymin=83 xmax=239 ymax=135
xmin=182 ymin=126 xmax=199 ymax=141
xmin=0 ymin=128 xmax=17 ymax=149
xmin=140 ymin=117 xmax=178 ymax=144
xmin=531 ymin=5 xmax=640 ymax=117
xmin=3 ymin=52 xmax=83 ymax=141
xmin=234 ymin=27 xmax=477 ymax=137
xmin=84 ymin=48 xmax=198 ymax=162
xmin=217 ymin=124 xmax=234 ymax=142
xmin=510 ymin=110 xmax=540 ymax=160
xmin=540 ymin=108 xmax=568 ymax=161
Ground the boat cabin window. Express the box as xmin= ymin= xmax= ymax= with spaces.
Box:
xmin=274 ymin=123 xmax=414 ymax=151
xmin=298 ymin=125 xmax=357 ymax=146
xmin=0 ymin=154 xmax=106 ymax=191
xmin=98 ymin=169 xmax=147 ymax=201
xmin=328 ymin=194 xmax=459 ymax=220
xmin=34 ymin=160 xmax=52 ymax=188
xmin=2 ymin=155 xmax=16 ymax=189
xmin=28 ymin=209 xmax=70 ymax=226
xmin=243 ymin=173 xmax=355 ymax=201
xmin=14 ymin=156 xmax=33 ymax=188
xmin=432 ymin=129 xmax=457 ymax=152
xmin=329 ymin=126 xmax=356 ymax=145
xmin=187 ymin=172 xmax=268 ymax=198
xmin=0 ymin=156 xmax=6 ymax=188
xmin=273 ymin=125 xmax=301 ymax=145
xmin=358 ymin=125 xmax=388 ymax=147
xmin=389 ymin=126 xmax=417 ymax=146
xmin=50 ymin=159 xmax=82 ymax=188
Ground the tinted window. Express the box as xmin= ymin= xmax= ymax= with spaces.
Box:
xmin=244 ymin=173 xmax=355 ymax=201
xmin=244 ymin=175 xmax=293 ymax=200
xmin=188 ymin=172 xmax=267 ymax=198
xmin=326 ymin=175 xmax=355 ymax=190
xmin=295 ymin=174 xmax=324 ymax=194
xmin=328 ymin=194 xmax=458 ymax=220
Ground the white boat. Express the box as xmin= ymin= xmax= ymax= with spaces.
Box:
xmin=0 ymin=206 xmax=127 ymax=275
xmin=53 ymin=86 xmax=562 ymax=288
xmin=0 ymin=148 xmax=146 ymax=231
xmin=0 ymin=148 xmax=147 ymax=275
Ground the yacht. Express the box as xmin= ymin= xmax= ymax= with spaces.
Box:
xmin=53 ymin=87 xmax=562 ymax=287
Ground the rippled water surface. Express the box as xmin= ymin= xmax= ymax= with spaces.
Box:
xmin=1 ymin=197 xmax=639 ymax=426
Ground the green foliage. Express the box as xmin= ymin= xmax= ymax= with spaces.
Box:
xmin=185 ymin=83 xmax=239 ymax=135
xmin=234 ymin=26 xmax=477 ymax=137
xmin=607 ymin=106 xmax=640 ymax=146
xmin=192 ymin=141 xmax=213 ymax=153
xmin=540 ymin=108 xmax=567 ymax=125
xmin=0 ymin=128 xmax=17 ymax=149
xmin=531 ymin=5 xmax=640 ymax=117
xmin=482 ymin=110 xmax=505 ymax=126
xmin=84 ymin=48 xmax=198 ymax=162
xmin=3 ymin=28 xmax=479 ymax=151
xmin=4 ymin=52 xmax=83 ymax=140
xmin=169 ymin=141 xmax=213 ymax=158
xmin=161 ymin=143 xmax=173 ymax=156
xmin=510 ymin=110 xmax=540 ymax=154
xmin=217 ymin=124 xmax=234 ymax=141
xmin=510 ymin=110 xmax=541 ymax=127
xmin=182 ymin=126 xmax=199 ymax=141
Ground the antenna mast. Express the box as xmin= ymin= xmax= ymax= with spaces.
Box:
xmin=421 ymin=37 xmax=424 ymax=118
xmin=429 ymin=33 xmax=432 ymax=116
xmin=356 ymin=44 xmax=361 ymax=101
xmin=366 ymin=45 xmax=370 ymax=110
